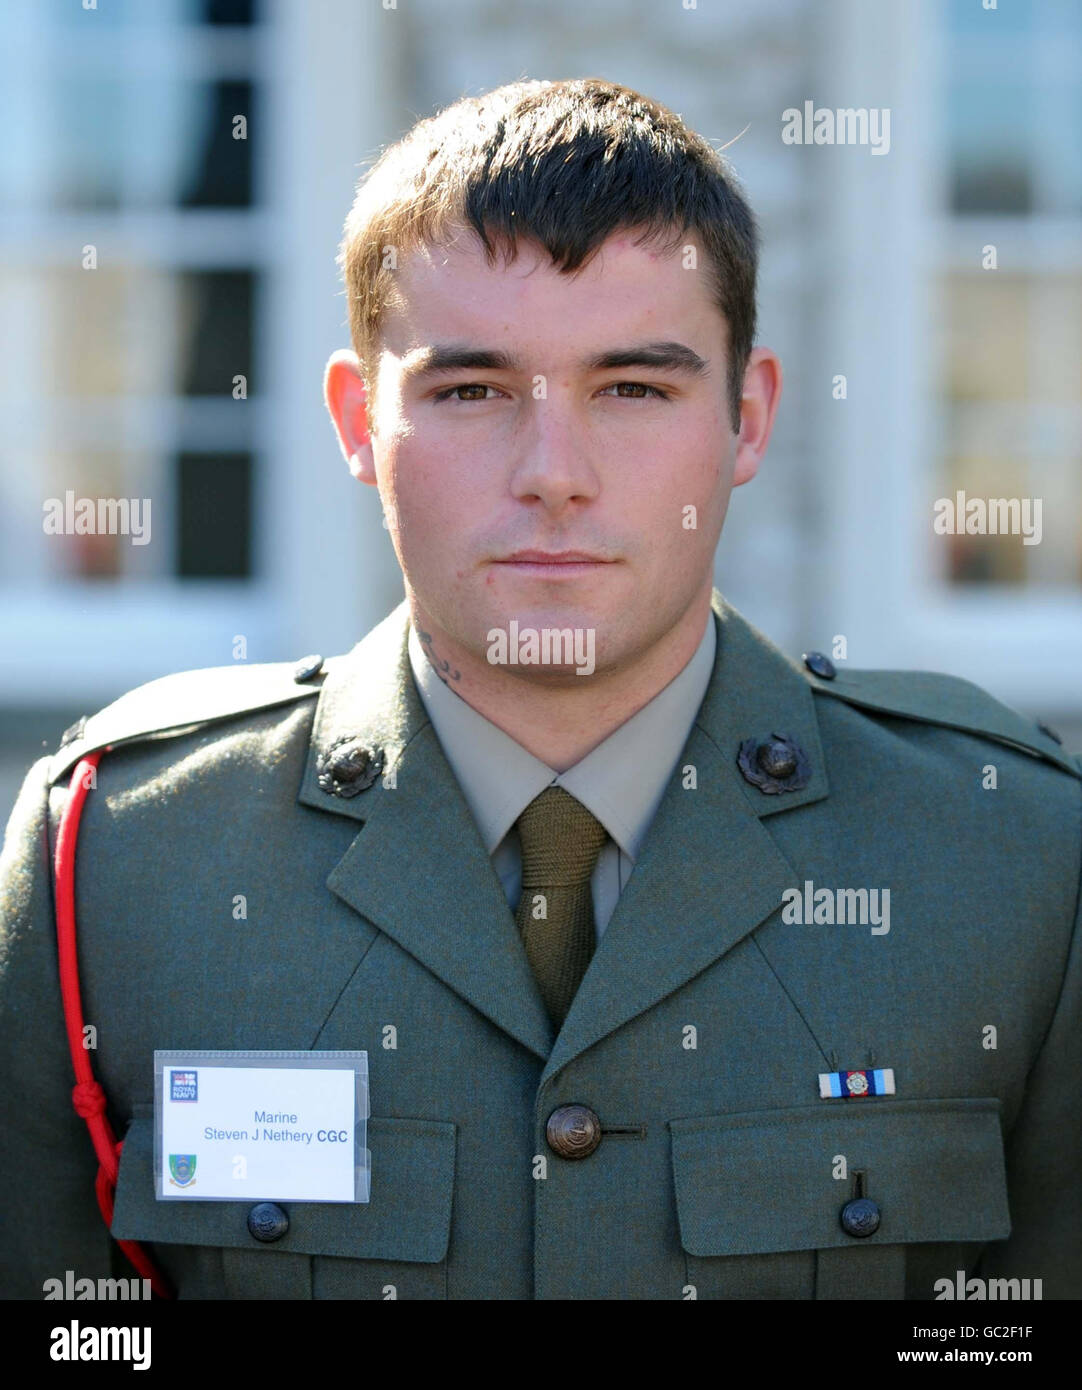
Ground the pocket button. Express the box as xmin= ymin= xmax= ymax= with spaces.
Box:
xmin=839 ymin=1196 xmax=881 ymax=1238
xmin=247 ymin=1202 xmax=289 ymax=1243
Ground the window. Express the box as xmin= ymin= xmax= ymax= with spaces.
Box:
xmin=0 ymin=3 xmax=264 ymax=588
xmin=937 ymin=0 xmax=1082 ymax=590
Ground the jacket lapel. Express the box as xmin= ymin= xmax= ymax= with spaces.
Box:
xmin=298 ymin=591 xmax=830 ymax=1073
xmin=297 ymin=601 xmax=554 ymax=1061
xmin=540 ymin=592 xmax=831 ymax=1083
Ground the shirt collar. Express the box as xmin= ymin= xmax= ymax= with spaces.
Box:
xmin=408 ymin=611 xmax=716 ymax=860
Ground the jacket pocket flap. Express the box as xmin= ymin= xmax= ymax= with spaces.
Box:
xmin=670 ymin=1098 xmax=1010 ymax=1258
xmin=111 ymin=1114 xmax=456 ymax=1262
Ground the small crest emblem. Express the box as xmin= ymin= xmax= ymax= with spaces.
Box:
xmin=737 ymin=733 xmax=811 ymax=795
xmin=168 ymin=1153 xmax=197 ymax=1187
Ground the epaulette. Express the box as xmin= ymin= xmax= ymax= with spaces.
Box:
xmin=47 ymin=653 xmax=332 ymax=787
xmin=801 ymin=656 xmax=1081 ymax=779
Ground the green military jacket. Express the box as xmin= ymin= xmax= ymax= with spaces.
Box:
xmin=2 ymin=591 xmax=1080 ymax=1300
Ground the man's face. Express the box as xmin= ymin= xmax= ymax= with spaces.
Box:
xmin=333 ymin=228 xmax=772 ymax=682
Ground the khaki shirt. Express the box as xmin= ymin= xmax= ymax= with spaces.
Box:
xmin=407 ymin=613 xmax=716 ymax=936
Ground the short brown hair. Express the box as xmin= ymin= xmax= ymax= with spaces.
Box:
xmin=338 ymin=77 xmax=759 ymax=432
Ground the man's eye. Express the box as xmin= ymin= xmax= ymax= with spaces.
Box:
xmin=599 ymin=382 xmax=670 ymax=400
xmin=433 ymin=384 xmax=500 ymax=402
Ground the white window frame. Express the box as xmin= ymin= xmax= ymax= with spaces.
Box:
xmin=0 ymin=0 xmax=401 ymax=705
xmin=820 ymin=0 xmax=1082 ymax=713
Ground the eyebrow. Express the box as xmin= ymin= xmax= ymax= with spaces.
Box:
xmin=401 ymin=340 xmax=711 ymax=379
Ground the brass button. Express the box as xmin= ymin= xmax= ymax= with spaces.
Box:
xmin=247 ymin=1202 xmax=289 ymax=1243
xmin=546 ymin=1104 xmax=601 ymax=1160
xmin=59 ymin=716 xmax=87 ymax=749
xmin=803 ymin=651 xmax=837 ymax=680
xmin=293 ymin=654 xmax=324 ymax=683
xmin=839 ymin=1197 xmax=881 ymax=1238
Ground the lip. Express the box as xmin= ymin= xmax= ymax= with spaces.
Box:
xmin=497 ymin=551 xmax=612 ymax=564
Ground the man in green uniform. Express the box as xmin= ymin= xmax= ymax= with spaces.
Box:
xmin=2 ymin=77 xmax=1079 ymax=1300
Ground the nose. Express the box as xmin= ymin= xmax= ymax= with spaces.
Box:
xmin=509 ymin=398 xmax=601 ymax=512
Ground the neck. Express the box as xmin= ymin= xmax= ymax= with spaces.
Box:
xmin=410 ymin=588 xmax=713 ymax=773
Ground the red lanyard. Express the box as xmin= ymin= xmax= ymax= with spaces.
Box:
xmin=55 ymin=752 xmax=173 ymax=1299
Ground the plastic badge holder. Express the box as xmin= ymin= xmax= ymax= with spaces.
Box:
xmin=153 ymin=1050 xmax=370 ymax=1203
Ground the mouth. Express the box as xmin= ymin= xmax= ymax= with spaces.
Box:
xmin=494 ymin=550 xmax=614 ymax=569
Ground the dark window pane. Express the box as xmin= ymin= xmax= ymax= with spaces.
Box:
xmin=179 ymin=81 xmax=253 ymax=208
xmin=951 ymin=161 xmax=1032 ymax=216
xmin=201 ymin=0 xmax=257 ymax=23
xmin=947 ymin=77 xmax=1033 ymax=214
xmin=177 ymin=270 xmax=255 ymax=396
xmin=176 ymin=452 xmax=252 ymax=578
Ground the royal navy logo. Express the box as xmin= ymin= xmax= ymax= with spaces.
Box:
xmin=170 ymin=1069 xmax=198 ymax=1103
xmin=168 ymin=1154 xmax=197 ymax=1188
xmin=818 ymin=1067 xmax=895 ymax=1099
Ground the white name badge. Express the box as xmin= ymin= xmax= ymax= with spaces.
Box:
xmin=154 ymin=1050 xmax=369 ymax=1203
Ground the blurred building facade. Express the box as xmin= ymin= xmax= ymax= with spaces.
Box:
xmin=2 ymin=0 xmax=1080 ymax=820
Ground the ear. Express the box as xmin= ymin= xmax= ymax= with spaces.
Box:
xmin=732 ymin=347 xmax=783 ymax=488
xmin=323 ymin=348 xmax=376 ymax=485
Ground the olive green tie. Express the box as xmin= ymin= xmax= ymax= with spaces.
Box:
xmin=513 ymin=785 xmax=609 ymax=1029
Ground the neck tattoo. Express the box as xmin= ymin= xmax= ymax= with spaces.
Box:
xmin=417 ymin=627 xmax=462 ymax=686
